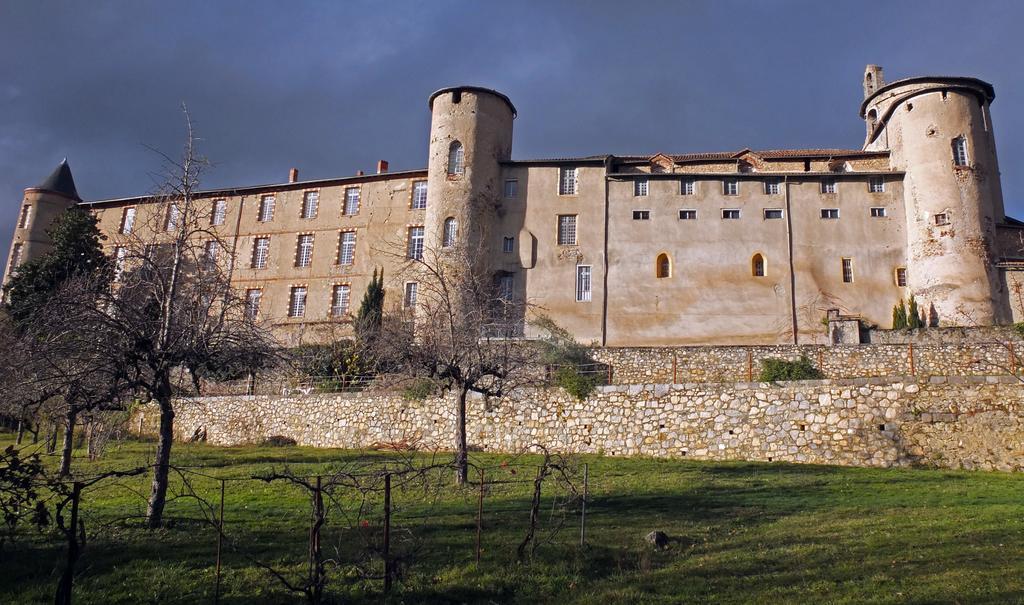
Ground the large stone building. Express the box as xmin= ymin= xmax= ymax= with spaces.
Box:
xmin=5 ymin=65 xmax=1024 ymax=346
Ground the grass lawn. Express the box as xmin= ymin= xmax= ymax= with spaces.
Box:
xmin=2 ymin=432 xmax=1024 ymax=604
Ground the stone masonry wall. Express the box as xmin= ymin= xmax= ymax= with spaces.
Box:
xmin=142 ymin=375 xmax=1024 ymax=472
xmin=590 ymin=340 xmax=1023 ymax=385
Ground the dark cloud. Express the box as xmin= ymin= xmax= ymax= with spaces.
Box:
xmin=3 ymin=0 xmax=1024 ymax=255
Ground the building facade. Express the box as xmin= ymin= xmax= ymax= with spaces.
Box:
xmin=6 ymin=65 xmax=1024 ymax=346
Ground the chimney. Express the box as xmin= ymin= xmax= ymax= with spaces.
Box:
xmin=356 ymin=170 xmax=364 ymax=176
xmin=376 ymin=159 xmax=389 ymax=174
xmin=288 ymin=168 xmax=299 ymax=183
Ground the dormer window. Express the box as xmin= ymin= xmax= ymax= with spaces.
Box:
xmin=447 ymin=141 xmax=465 ymax=176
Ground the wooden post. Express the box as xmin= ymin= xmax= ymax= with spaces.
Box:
xmin=475 ymin=468 xmax=484 ymax=563
xmin=747 ymin=349 xmax=753 ymax=382
xmin=138 ymin=414 xmax=144 ymax=438
xmin=672 ymin=353 xmax=677 ymax=384
xmin=1009 ymin=342 xmax=1017 ymax=375
xmin=215 ymin=479 xmax=225 ymax=604
xmin=607 ymin=364 xmax=612 ymax=384
xmin=580 ymin=463 xmax=589 ymax=547
xmin=909 ymin=342 xmax=915 ymax=376
xmin=817 ymin=349 xmax=824 ymax=375
xmin=383 ymin=473 xmax=392 ymax=593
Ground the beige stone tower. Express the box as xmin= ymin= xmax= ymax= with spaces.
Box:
xmin=3 ymin=159 xmax=82 ymax=285
xmin=861 ymin=66 xmax=1007 ymax=325
xmin=424 ymin=87 xmax=515 ymax=262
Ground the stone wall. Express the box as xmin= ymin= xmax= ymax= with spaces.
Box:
xmin=143 ymin=375 xmax=1024 ymax=472
xmin=589 ymin=340 xmax=1023 ymax=385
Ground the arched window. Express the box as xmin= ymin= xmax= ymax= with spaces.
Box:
xmin=656 ymin=253 xmax=671 ymax=278
xmin=867 ymin=108 xmax=877 ymax=128
xmin=447 ymin=141 xmax=465 ymax=175
xmin=442 ymin=217 xmax=457 ymax=248
xmin=752 ymin=253 xmax=766 ymax=277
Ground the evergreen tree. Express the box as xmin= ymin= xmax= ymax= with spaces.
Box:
xmin=3 ymin=208 xmax=110 ymax=326
xmin=907 ymin=295 xmax=923 ymax=329
xmin=355 ymin=267 xmax=384 ymax=345
xmin=892 ymin=299 xmax=908 ymax=330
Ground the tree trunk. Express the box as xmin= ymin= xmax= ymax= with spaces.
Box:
xmin=47 ymin=420 xmax=59 ymax=454
xmin=58 ymin=408 xmax=78 ymax=477
xmin=146 ymin=373 xmax=175 ymax=528
xmin=455 ymin=386 xmax=469 ymax=485
xmin=16 ymin=417 xmax=25 ymax=445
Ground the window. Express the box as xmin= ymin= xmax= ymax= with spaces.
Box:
xmin=331 ymin=284 xmax=351 ymax=317
xmin=656 ymin=253 xmax=671 ymax=279
xmin=842 ymin=258 xmax=854 ymax=283
xmin=896 ymin=267 xmax=908 ymax=287
xmin=211 ymin=199 xmax=226 ymax=225
xmin=258 ymin=195 xmax=276 ymax=222
xmin=680 ymin=179 xmax=695 ymax=195
xmin=764 ymin=179 xmax=780 ymax=195
xmin=412 ymin=181 xmax=428 ymax=209
xmin=120 ymin=207 xmax=136 ymax=234
xmin=935 ymin=213 xmax=950 ymax=226
xmin=407 ymin=226 xmax=425 ymax=260
xmin=870 ymin=207 xmax=887 ymax=218
xmin=632 ymin=210 xmax=651 ymax=221
xmin=821 ymin=179 xmax=837 ymax=194
xmin=502 ymin=236 xmax=514 ymax=253
xmin=722 ymin=209 xmax=740 ymax=220
xmin=344 ymin=188 xmax=360 ymax=216
xmin=338 ymin=231 xmax=356 ymax=265
xmin=165 ymin=204 xmax=180 ymax=231
xmin=203 ymin=240 xmax=219 ymax=268
xmin=442 ymin=217 xmax=457 ymax=248
xmin=8 ymin=243 xmax=23 ymax=274
xmin=295 ymin=234 xmax=314 ymax=267
xmin=724 ymin=179 xmax=739 ymax=196
xmin=448 ymin=141 xmax=465 ymax=175
xmin=497 ymin=273 xmax=514 ymax=301
xmin=244 ymin=289 xmax=262 ymax=320
xmin=821 ymin=208 xmax=840 ymax=219
xmin=288 ymin=286 xmax=307 ymax=317
xmin=301 ymin=191 xmax=319 ymax=219
xmin=559 ymin=167 xmax=578 ymax=195
xmin=763 ymin=209 xmax=784 ymax=220
xmin=953 ymin=136 xmax=969 ymax=166
xmin=868 ymin=177 xmax=885 ymax=193
xmin=504 ymin=179 xmax=518 ymax=198
xmin=575 ymin=265 xmax=592 ymax=302
xmin=404 ymin=282 xmax=418 ymax=308
xmin=251 ymin=237 xmax=270 ymax=269
xmin=678 ymin=209 xmax=697 ymax=220
xmin=634 ymin=179 xmax=649 ymax=197
xmin=17 ymin=205 xmax=31 ymax=229
xmin=112 ymin=246 xmax=127 ymax=281
xmin=557 ymin=215 xmax=577 ymax=245
xmin=752 ymin=253 xmax=766 ymax=277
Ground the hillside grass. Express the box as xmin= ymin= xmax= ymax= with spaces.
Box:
xmin=2 ymin=433 xmax=1024 ymax=604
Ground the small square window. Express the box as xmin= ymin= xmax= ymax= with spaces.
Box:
xmin=680 ymin=179 xmax=695 ymax=195
xmin=331 ymin=284 xmax=351 ymax=317
xmin=722 ymin=209 xmax=740 ymax=220
xmin=764 ymin=179 xmax=780 ymax=195
xmin=338 ymin=231 xmax=356 ymax=265
xmin=344 ymin=188 xmax=361 ymax=216
xmin=288 ymin=286 xmax=308 ymax=317
xmin=634 ymin=179 xmax=649 ymax=197
xmin=678 ymin=209 xmax=697 ymax=220
xmin=412 ymin=181 xmax=428 ymax=209
xmin=723 ymin=179 xmax=739 ymax=196
xmin=559 ymin=167 xmax=578 ymax=195
xmin=821 ymin=208 xmax=840 ymax=219
xmin=821 ymin=179 xmax=837 ymax=194
xmin=763 ymin=209 xmax=784 ymax=219
xmin=407 ymin=226 xmax=425 ymax=260
xmin=557 ymin=215 xmax=577 ymax=245
xmin=842 ymin=258 xmax=854 ymax=283
xmin=896 ymin=267 xmax=908 ymax=287
xmin=258 ymin=196 xmax=276 ymax=222
xmin=632 ymin=210 xmax=650 ymax=220
xmin=868 ymin=177 xmax=885 ymax=193
xmin=935 ymin=213 xmax=950 ymax=226
xmin=503 ymin=179 xmax=518 ymax=199
xmin=502 ymin=236 xmax=514 ymax=253
xmin=301 ymin=191 xmax=319 ymax=219
xmin=870 ymin=207 xmax=887 ymax=218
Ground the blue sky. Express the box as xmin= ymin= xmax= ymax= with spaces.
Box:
xmin=2 ymin=0 xmax=1023 ymax=254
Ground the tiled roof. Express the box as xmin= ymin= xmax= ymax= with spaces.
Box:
xmin=513 ymin=149 xmax=888 ymax=164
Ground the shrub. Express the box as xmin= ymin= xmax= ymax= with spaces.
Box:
xmin=402 ymin=378 xmax=436 ymax=402
xmin=758 ymin=356 xmax=823 ymax=382
xmin=892 ymin=299 xmax=908 ymax=330
xmin=555 ymin=366 xmax=598 ymax=401
xmin=262 ymin=435 xmax=297 ymax=447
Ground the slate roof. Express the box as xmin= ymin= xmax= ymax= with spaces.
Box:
xmin=34 ymin=159 xmax=81 ymax=201
xmin=512 ymin=149 xmax=888 ymax=164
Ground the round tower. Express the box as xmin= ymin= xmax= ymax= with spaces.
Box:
xmin=860 ymin=67 xmax=1007 ymax=325
xmin=3 ymin=159 xmax=82 ymax=285
xmin=424 ymin=86 xmax=515 ymax=263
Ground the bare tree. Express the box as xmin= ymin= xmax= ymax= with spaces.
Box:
xmin=377 ymin=242 xmax=542 ymax=484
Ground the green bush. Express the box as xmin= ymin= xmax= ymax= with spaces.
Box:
xmin=555 ymin=366 xmax=598 ymax=401
xmin=402 ymin=378 xmax=437 ymax=402
xmin=758 ymin=356 xmax=823 ymax=382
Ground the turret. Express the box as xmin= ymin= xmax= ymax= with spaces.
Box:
xmin=860 ymin=67 xmax=1006 ymax=325
xmin=424 ymin=86 xmax=515 ymax=263
xmin=3 ymin=159 xmax=82 ymax=285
